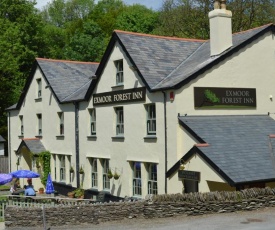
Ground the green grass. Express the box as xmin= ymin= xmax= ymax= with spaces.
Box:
xmin=0 ymin=185 xmax=9 ymax=191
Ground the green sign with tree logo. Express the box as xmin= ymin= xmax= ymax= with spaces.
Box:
xmin=194 ymin=87 xmax=256 ymax=109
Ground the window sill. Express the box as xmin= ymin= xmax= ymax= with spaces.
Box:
xmin=56 ymin=135 xmax=64 ymax=139
xmin=112 ymin=136 xmax=125 ymax=141
xmin=87 ymin=135 xmax=97 ymax=139
xmin=111 ymin=85 xmax=124 ymax=90
xmin=87 ymin=188 xmax=98 ymax=192
xmin=18 ymin=135 xmax=24 ymax=139
xmin=144 ymin=135 xmax=157 ymax=139
xmin=34 ymin=98 xmax=42 ymax=102
xmin=35 ymin=135 xmax=43 ymax=138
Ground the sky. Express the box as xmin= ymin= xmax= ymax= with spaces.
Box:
xmin=35 ymin=0 xmax=164 ymax=11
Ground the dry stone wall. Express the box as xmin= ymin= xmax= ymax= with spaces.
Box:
xmin=5 ymin=187 xmax=275 ymax=228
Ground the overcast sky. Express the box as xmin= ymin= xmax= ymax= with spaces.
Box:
xmin=35 ymin=0 xmax=163 ymax=11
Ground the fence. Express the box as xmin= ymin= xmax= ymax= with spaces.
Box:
xmin=0 ymin=195 xmax=93 ymax=221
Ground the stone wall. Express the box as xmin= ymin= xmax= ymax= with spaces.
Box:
xmin=5 ymin=187 xmax=275 ymax=228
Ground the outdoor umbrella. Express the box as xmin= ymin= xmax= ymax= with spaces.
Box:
xmin=10 ymin=169 xmax=40 ymax=178
xmin=45 ymin=173 xmax=54 ymax=194
xmin=0 ymin=173 xmax=13 ymax=185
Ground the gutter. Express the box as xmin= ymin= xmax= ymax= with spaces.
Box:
xmin=162 ymin=91 xmax=168 ymax=194
xmin=74 ymin=102 xmax=80 ymax=188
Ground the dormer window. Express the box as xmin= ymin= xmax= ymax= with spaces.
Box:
xmin=115 ymin=60 xmax=123 ymax=85
xmin=37 ymin=79 xmax=42 ymax=98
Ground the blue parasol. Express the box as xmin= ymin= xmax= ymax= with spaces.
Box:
xmin=10 ymin=169 xmax=40 ymax=178
xmin=45 ymin=173 xmax=54 ymax=194
xmin=0 ymin=173 xmax=13 ymax=185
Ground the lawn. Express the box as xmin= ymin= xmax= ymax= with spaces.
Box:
xmin=0 ymin=186 xmax=9 ymax=191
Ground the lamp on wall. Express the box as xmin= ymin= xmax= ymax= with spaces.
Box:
xmin=179 ymin=159 xmax=185 ymax=171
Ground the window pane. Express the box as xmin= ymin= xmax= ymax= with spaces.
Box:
xmin=133 ymin=162 xmax=142 ymax=196
xmin=148 ymin=164 xmax=158 ymax=195
xmin=91 ymin=158 xmax=98 ymax=188
xmin=90 ymin=109 xmax=96 ymax=135
xmin=147 ymin=104 xmax=156 ymax=135
xmin=102 ymin=159 xmax=110 ymax=189
xmin=116 ymin=108 xmax=124 ymax=135
xmin=115 ymin=60 xmax=123 ymax=85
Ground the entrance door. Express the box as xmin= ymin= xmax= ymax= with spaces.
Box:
xmin=184 ymin=179 xmax=198 ymax=193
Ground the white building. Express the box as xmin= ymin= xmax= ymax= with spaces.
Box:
xmin=0 ymin=135 xmax=5 ymax=156
xmin=7 ymin=3 xmax=275 ymax=199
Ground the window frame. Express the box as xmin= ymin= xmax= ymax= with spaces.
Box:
xmin=37 ymin=114 xmax=42 ymax=136
xmin=146 ymin=104 xmax=156 ymax=135
xmin=89 ymin=109 xmax=96 ymax=136
xmin=37 ymin=79 xmax=42 ymax=98
xmin=19 ymin=115 xmax=24 ymax=136
xmin=148 ymin=163 xmax=158 ymax=195
xmin=115 ymin=107 xmax=124 ymax=136
xmin=58 ymin=112 xmax=64 ymax=135
xmin=115 ymin=60 xmax=123 ymax=85
xmin=133 ymin=162 xmax=142 ymax=196
xmin=90 ymin=158 xmax=98 ymax=188
xmin=102 ymin=159 xmax=110 ymax=190
xmin=59 ymin=155 xmax=66 ymax=182
xmin=53 ymin=155 xmax=57 ymax=181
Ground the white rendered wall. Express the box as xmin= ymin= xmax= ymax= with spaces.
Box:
xmin=9 ymin=67 xmax=77 ymax=188
xmin=78 ymin=42 xmax=166 ymax=198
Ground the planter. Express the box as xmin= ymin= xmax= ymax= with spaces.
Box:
xmin=67 ymin=192 xmax=75 ymax=198
xmin=114 ymin=173 xmax=120 ymax=180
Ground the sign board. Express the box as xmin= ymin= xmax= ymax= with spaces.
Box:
xmin=178 ymin=170 xmax=200 ymax=181
xmin=93 ymin=87 xmax=146 ymax=106
xmin=194 ymin=87 xmax=256 ymax=109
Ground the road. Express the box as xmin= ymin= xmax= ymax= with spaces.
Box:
xmin=1 ymin=206 xmax=275 ymax=230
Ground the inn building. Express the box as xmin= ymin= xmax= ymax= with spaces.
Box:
xmin=7 ymin=2 xmax=275 ymax=198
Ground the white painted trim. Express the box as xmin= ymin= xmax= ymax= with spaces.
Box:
xmin=86 ymin=154 xmax=110 ymax=159
xmin=51 ymin=152 xmax=73 ymax=156
xmin=126 ymin=158 xmax=159 ymax=164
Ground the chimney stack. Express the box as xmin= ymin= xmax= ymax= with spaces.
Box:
xmin=209 ymin=0 xmax=232 ymax=56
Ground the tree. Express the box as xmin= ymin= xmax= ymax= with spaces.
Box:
xmin=115 ymin=4 xmax=159 ymax=34
xmin=0 ymin=0 xmax=44 ymax=140
xmin=156 ymin=0 xmax=275 ymax=39
xmin=63 ymin=19 xmax=106 ymax=61
xmin=89 ymin=0 xmax=124 ymax=36
xmin=227 ymin=0 xmax=275 ymax=32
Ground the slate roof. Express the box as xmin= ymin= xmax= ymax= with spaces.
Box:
xmin=0 ymin=135 xmax=6 ymax=142
xmin=17 ymin=138 xmax=46 ymax=154
xmin=37 ymin=58 xmax=99 ymax=103
xmin=111 ymin=24 xmax=273 ymax=91
xmin=176 ymin=115 xmax=275 ymax=185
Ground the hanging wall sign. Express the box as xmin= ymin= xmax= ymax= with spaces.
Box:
xmin=178 ymin=170 xmax=200 ymax=181
xmin=93 ymin=87 xmax=146 ymax=105
xmin=194 ymin=87 xmax=256 ymax=109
